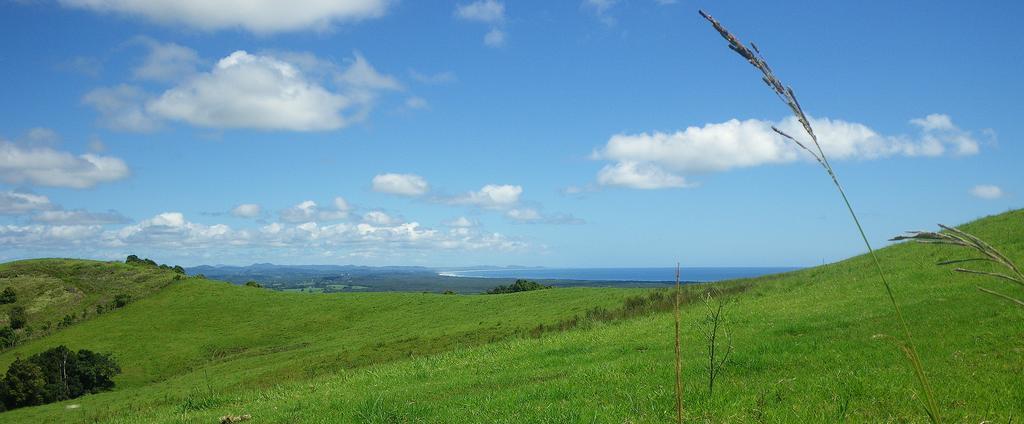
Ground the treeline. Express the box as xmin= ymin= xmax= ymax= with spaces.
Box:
xmin=0 ymin=345 xmax=120 ymax=411
xmin=486 ymin=279 xmax=552 ymax=294
xmin=125 ymin=255 xmax=185 ymax=275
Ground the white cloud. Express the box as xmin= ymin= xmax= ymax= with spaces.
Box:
xmin=231 ymin=203 xmax=262 ymax=218
xmin=593 ymin=114 xmax=981 ymax=189
xmin=455 ymin=0 xmax=504 ymax=23
xmin=59 ymin=0 xmax=392 ymax=33
xmin=82 ymin=84 xmax=161 ymax=132
xmin=372 ymin=173 xmax=429 ymax=196
xmin=132 ymin=38 xmax=200 ymax=82
xmin=362 ymin=211 xmax=395 ymax=226
xmin=147 ymin=51 xmax=351 ymax=131
xmin=32 ymin=209 xmax=130 ymax=225
xmin=279 ymin=198 xmax=349 ymax=223
xmin=969 ymin=185 xmax=1003 ymax=200
xmin=505 ymin=208 xmax=540 ymax=221
xmin=0 ymin=140 xmax=130 ymax=188
xmin=454 ymin=184 xmax=522 ymax=209
xmin=335 ymin=52 xmax=402 ymax=91
xmin=597 ymin=161 xmax=690 ymax=189
xmin=483 ymin=28 xmax=506 ymax=47
xmin=88 ymin=50 xmax=400 ymax=132
xmin=0 ymin=191 xmax=52 ymax=214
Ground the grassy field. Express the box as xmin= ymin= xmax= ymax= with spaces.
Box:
xmin=1 ymin=210 xmax=1023 ymax=422
xmin=0 ymin=259 xmax=181 ymax=333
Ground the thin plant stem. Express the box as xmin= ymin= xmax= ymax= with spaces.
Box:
xmin=674 ymin=262 xmax=683 ymax=424
xmin=698 ymin=10 xmax=940 ymax=422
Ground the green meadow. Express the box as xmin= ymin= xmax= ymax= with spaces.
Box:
xmin=0 ymin=210 xmax=1022 ymax=422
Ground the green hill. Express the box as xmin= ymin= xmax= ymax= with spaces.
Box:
xmin=1 ymin=210 xmax=1023 ymax=422
xmin=0 ymin=259 xmax=182 ymax=340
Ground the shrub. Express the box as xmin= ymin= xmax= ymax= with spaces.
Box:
xmin=486 ymin=279 xmax=552 ymax=294
xmin=0 ymin=326 xmax=16 ymax=349
xmin=0 ymin=287 xmax=15 ymax=304
xmin=244 ymin=281 xmax=263 ymax=288
xmin=8 ymin=306 xmax=27 ymax=330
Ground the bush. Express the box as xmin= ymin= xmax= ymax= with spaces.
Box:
xmin=0 ymin=288 xmax=15 ymax=304
xmin=0 ymin=326 xmax=16 ymax=349
xmin=486 ymin=279 xmax=553 ymax=294
xmin=8 ymin=306 xmax=27 ymax=330
xmin=0 ymin=346 xmax=120 ymax=410
xmin=244 ymin=281 xmax=263 ymax=288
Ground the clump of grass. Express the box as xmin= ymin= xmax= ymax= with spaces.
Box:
xmin=698 ymin=10 xmax=941 ymax=422
xmin=892 ymin=224 xmax=1024 ymax=307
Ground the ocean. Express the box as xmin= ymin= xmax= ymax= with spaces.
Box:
xmin=438 ymin=267 xmax=800 ymax=282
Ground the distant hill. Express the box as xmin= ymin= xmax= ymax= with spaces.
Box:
xmin=0 ymin=259 xmax=183 ymax=340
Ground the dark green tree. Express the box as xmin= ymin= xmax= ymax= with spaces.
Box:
xmin=244 ymin=281 xmax=263 ymax=288
xmin=0 ymin=287 xmax=15 ymax=304
xmin=1 ymin=358 xmax=46 ymax=408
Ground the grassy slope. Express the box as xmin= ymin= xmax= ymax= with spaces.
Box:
xmin=4 ymin=210 xmax=1024 ymax=422
xmin=0 ymin=259 xmax=179 ymax=330
xmin=0 ymin=272 xmax=642 ymax=422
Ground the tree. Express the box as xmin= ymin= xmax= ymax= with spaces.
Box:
xmin=172 ymin=265 xmax=186 ymax=275
xmin=0 ymin=287 xmax=15 ymax=304
xmin=1 ymin=358 xmax=46 ymax=408
xmin=244 ymin=281 xmax=263 ymax=288
xmin=8 ymin=306 xmax=27 ymax=330
xmin=486 ymin=279 xmax=553 ymax=294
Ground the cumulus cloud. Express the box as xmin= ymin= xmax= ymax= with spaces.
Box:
xmin=0 ymin=192 xmax=52 ymax=214
xmin=0 ymin=207 xmax=528 ymax=258
xmin=372 ymin=173 xmax=429 ymax=196
xmin=0 ymin=140 xmax=130 ymax=188
xmin=453 ymin=184 xmax=522 ymax=209
xmin=87 ymin=50 xmax=400 ymax=132
xmin=231 ymin=203 xmax=262 ymax=218
xmin=597 ymin=162 xmax=691 ymax=189
xmin=969 ymin=185 xmax=1004 ymax=200
xmin=593 ymin=114 xmax=981 ymax=189
xmin=362 ymin=211 xmax=395 ymax=226
xmin=279 ymin=198 xmax=350 ymax=223
xmin=147 ymin=51 xmax=351 ymax=131
xmin=58 ymin=0 xmax=392 ymax=33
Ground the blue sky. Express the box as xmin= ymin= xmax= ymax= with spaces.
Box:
xmin=0 ymin=0 xmax=1020 ymax=267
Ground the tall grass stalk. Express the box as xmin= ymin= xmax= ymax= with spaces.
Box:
xmin=698 ymin=10 xmax=941 ymax=422
xmin=892 ymin=224 xmax=1024 ymax=307
xmin=673 ymin=262 xmax=683 ymax=424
